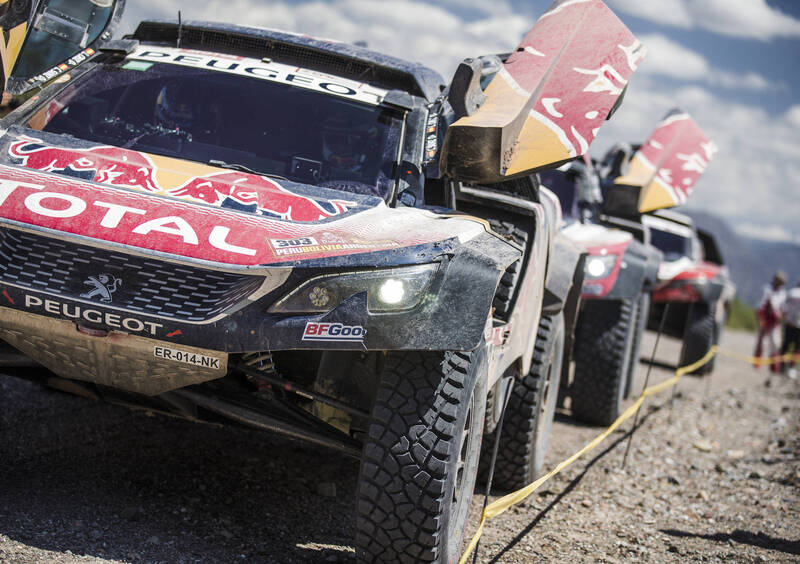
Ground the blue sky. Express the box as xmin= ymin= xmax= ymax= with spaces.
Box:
xmin=118 ymin=0 xmax=800 ymax=243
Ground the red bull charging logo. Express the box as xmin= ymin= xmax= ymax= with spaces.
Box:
xmin=8 ymin=137 xmax=355 ymax=222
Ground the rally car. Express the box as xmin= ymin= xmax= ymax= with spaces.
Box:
xmin=642 ymin=210 xmax=735 ymax=374
xmin=600 ymin=110 xmax=728 ymax=376
xmin=538 ymin=158 xmax=661 ymax=425
xmin=0 ymin=0 xmax=643 ymax=560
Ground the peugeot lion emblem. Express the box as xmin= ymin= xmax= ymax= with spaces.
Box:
xmin=81 ymin=273 xmax=122 ymax=303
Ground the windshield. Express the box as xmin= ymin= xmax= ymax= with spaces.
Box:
xmin=30 ymin=59 xmax=404 ymax=200
xmin=650 ymin=227 xmax=693 ymax=261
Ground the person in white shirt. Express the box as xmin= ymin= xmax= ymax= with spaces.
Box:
xmin=780 ymin=281 xmax=800 ymax=379
xmin=754 ymin=271 xmax=787 ymax=372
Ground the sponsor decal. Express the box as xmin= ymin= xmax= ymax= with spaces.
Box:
xmin=154 ymin=346 xmax=221 ymax=369
xmin=80 ymin=273 xmax=122 ymax=303
xmin=28 ymin=48 xmax=97 ymax=89
xmin=23 ymin=294 xmax=163 ymax=336
xmin=128 ymin=46 xmax=388 ymax=106
xmin=270 ymin=234 xmax=400 ymax=256
xmin=302 ymin=321 xmax=366 ymax=342
xmin=0 ymin=165 xmax=464 ymax=266
xmin=424 ymin=112 xmax=439 ymax=161
xmin=269 ymin=236 xmax=319 ymax=250
xmin=484 ymin=323 xmax=512 ymax=347
xmin=0 ymin=175 xmax=261 ymax=258
xmin=8 ymin=136 xmax=356 ymax=222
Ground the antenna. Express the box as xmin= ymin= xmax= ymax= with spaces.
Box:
xmin=177 ymin=11 xmax=183 ymax=48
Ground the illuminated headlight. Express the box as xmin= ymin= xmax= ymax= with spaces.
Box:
xmin=584 ymin=255 xmax=618 ymax=279
xmin=269 ymin=264 xmax=437 ymax=314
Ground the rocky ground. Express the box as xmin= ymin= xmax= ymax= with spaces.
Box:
xmin=0 ymin=329 xmax=798 ymax=563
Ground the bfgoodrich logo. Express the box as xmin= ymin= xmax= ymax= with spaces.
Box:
xmin=302 ymin=322 xmax=366 ymax=342
xmin=81 ymin=274 xmax=122 ymax=303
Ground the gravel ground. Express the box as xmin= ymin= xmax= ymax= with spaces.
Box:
xmin=1 ymin=329 xmax=798 ymax=563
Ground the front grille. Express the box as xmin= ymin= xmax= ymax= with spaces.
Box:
xmin=0 ymin=228 xmax=264 ymax=322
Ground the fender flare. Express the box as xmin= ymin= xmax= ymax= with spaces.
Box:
xmin=542 ymin=233 xmax=585 ymax=317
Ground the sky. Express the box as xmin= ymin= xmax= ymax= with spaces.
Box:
xmin=117 ymin=0 xmax=800 ymax=243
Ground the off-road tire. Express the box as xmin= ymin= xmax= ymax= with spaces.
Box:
xmin=680 ymin=303 xmax=716 ymax=375
xmin=356 ymin=347 xmax=487 ymax=563
xmin=488 ymin=218 xmax=528 ymax=318
xmin=479 ymin=314 xmax=565 ymax=491
xmin=571 ymin=299 xmax=635 ymax=425
xmin=624 ymin=293 xmax=650 ymax=398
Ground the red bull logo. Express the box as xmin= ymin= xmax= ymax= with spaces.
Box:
xmin=9 ymin=137 xmax=159 ymax=191
xmin=169 ymin=171 xmax=354 ymax=222
xmin=8 ymin=136 xmax=356 ymax=222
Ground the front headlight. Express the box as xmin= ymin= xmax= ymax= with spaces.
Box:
xmin=268 ymin=264 xmax=438 ymax=314
xmin=584 ymin=255 xmax=618 ymax=279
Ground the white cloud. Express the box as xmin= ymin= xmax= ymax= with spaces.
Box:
xmin=786 ymin=105 xmax=800 ymax=127
xmin=639 ymin=34 xmax=776 ymax=91
xmin=638 ymin=34 xmax=709 ymax=79
xmin=609 ymin=0 xmax=800 ymax=41
xmin=592 ymin=78 xmax=800 ymax=242
xmin=120 ymin=0 xmax=528 ymax=78
xmin=736 ymin=223 xmax=800 ymax=244
xmin=607 ymin=0 xmax=693 ymax=29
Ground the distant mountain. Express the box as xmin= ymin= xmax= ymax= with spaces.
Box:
xmin=683 ymin=209 xmax=800 ymax=307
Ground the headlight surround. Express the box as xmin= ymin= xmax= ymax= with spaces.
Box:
xmin=268 ymin=264 xmax=438 ymax=314
xmin=584 ymin=254 xmax=619 ymax=279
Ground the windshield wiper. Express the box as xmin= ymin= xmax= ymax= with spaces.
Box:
xmin=207 ymin=159 xmax=288 ymax=180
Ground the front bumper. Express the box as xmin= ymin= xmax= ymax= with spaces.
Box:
xmin=0 ymin=225 xmax=518 ymax=393
xmin=651 ymin=277 xmax=724 ymax=304
xmin=0 ymin=306 xmax=227 ymax=395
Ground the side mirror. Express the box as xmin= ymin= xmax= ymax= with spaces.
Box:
xmin=395 ymin=161 xmax=423 ymax=207
xmin=446 ymin=58 xmax=486 ymax=120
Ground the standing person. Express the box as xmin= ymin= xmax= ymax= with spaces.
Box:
xmin=780 ymin=281 xmax=800 ymax=379
xmin=754 ymin=271 xmax=787 ymax=372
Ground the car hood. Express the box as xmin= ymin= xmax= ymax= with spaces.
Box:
xmin=560 ymin=222 xmax=633 ymax=252
xmin=0 ymin=127 xmax=492 ymax=267
xmin=1 ymin=127 xmax=384 ymax=222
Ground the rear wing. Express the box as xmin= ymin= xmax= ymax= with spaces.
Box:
xmin=605 ymin=109 xmax=717 ymax=216
xmin=440 ymin=0 xmax=645 ymax=183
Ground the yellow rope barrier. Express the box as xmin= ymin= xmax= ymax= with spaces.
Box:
xmin=458 ymin=346 xmax=719 ymax=564
xmin=459 ymin=342 xmax=800 ymax=564
xmin=717 ymin=349 xmax=799 ymax=366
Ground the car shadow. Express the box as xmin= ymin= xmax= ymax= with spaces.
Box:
xmin=639 ymin=357 xmax=679 ymax=371
xmin=479 ymin=407 xmax=658 ymax=563
xmin=660 ymin=528 xmax=800 ymax=556
xmin=0 ymin=377 xmax=361 ymax=563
